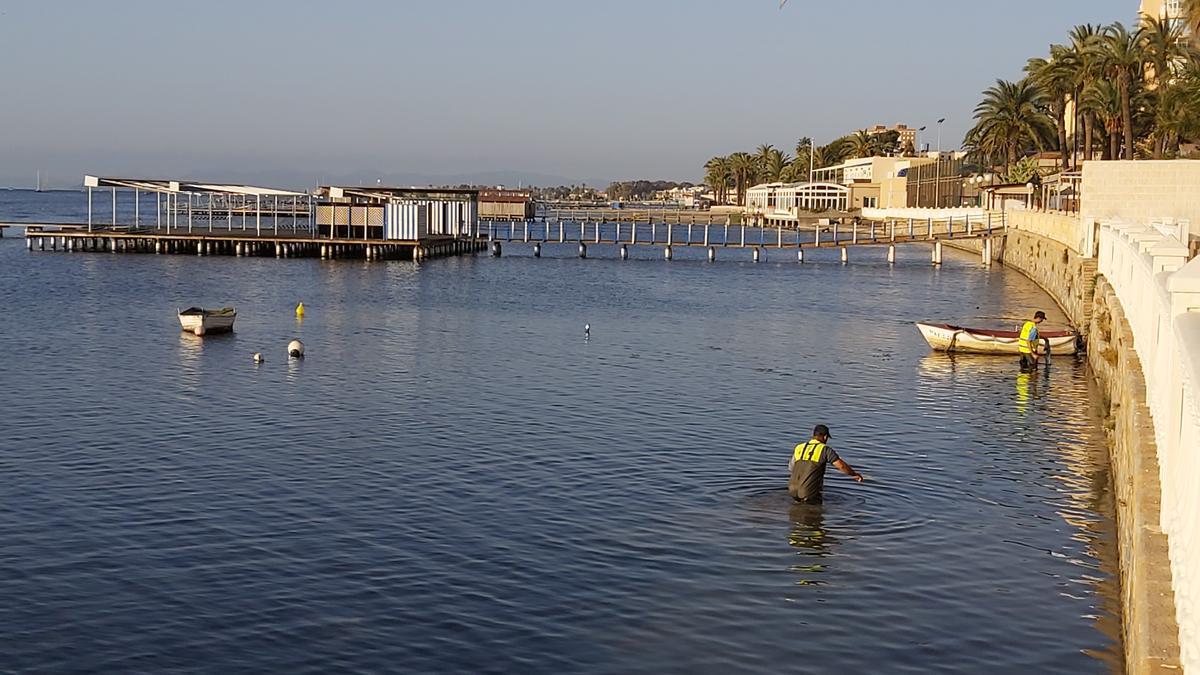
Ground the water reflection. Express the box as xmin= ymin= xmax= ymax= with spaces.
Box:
xmin=1015 ymin=370 xmax=1035 ymax=416
xmin=175 ymin=330 xmax=205 ymax=393
xmin=787 ymin=502 xmax=833 ymax=586
xmin=917 ymin=351 xmax=1013 ymax=380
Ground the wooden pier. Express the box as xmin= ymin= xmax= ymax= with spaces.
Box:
xmin=15 ymin=175 xmax=1004 ymax=267
xmin=540 ymin=207 xmax=745 ymax=226
xmin=22 ymin=225 xmax=485 ymax=261
xmin=481 ymin=214 xmax=1005 ymax=264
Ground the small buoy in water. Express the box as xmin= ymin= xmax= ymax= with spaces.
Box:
xmin=584 ymin=323 xmax=591 ymax=339
xmin=295 ymin=302 xmax=305 ymax=318
xmin=253 ymin=352 xmax=264 ymax=364
xmin=288 ymin=339 xmax=305 ymax=358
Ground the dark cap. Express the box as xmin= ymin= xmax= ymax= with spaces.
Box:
xmin=813 ymin=424 xmax=832 ymax=438
xmin=1034 ymin=310 xmax=1047 ymax=319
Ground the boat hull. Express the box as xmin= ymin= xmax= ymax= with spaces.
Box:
xmin=178 ymin=307 xmax=236 ymax=336
xmin=916 ymin=322 xmax=1078 ymax=355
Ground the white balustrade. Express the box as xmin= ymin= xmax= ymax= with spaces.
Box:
xmin=1099 ymin=218 xmax=1200 ymax=671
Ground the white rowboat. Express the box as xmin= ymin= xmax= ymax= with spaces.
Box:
xmin=916 ymin=322 xmax=1079 ymax=355
xmin=178 ymin=307 xmax=237 ymax=336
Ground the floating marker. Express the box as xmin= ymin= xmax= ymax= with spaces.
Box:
xmin=295 ymin=302 xmax=305 ymax=318
xmin=288 ymin=340 xmax=305 ymax=358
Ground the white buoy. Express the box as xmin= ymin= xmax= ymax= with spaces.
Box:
xmin=585 ymin=323 xmax=591 ymax=339
xmin=288 ymin=340 xmax=305 ymax=358
xmin=253 ymin=352 xmax=264 ymax=364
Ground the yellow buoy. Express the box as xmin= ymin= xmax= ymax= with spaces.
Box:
xmin=295 ymin=302 xmax=305 ymax=318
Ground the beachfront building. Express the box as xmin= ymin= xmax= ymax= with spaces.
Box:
xmin=314 ymin=186 xmax=478 ymax=240
xmin=1141 ymin=0 xmax=1190 ymax=38
xmin=904 ymin=153 xmax=966 ymax=208
xmin=653 ymin=185 xmax=708 ymax=207
xmin=745 ymin=182 xmax=850 ymax=222
xmin=866 ymin=124 xmax=919 ymax=151
xmin=478 ymin=189 xmax=534 ymax=221
xmin=812 ymin=156 xmax=912 ymax=210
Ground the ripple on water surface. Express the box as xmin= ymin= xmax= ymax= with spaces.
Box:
xmin=0 ymin=197 xmax=1120 ymax=673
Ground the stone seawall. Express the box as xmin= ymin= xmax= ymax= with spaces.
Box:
xmin=1089 ymin=278 xmax=1182 ymax=673
xmin=948 ymin=230 xmax=1096 ymax=330
xmin=947 ymin=231 xmax=1182 ymax=672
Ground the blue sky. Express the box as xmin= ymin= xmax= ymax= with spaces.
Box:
xmin=0 ymin=0 xmax=1135 ymax=187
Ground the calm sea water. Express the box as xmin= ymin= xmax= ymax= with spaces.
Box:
xmin=0 ymin=191 xmax=1121 ymax=673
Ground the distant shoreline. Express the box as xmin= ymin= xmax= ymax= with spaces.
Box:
xmin=0 ymin=188 xmax=82 ymax=193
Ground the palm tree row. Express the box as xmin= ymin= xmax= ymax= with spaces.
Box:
xmin=967 ymin=16 xmax=1200 ymax=174
xmin=702 ymin=129 xmax=914 ymax=205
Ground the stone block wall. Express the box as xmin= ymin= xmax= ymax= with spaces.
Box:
xmin=1089 ymin=279 xmax=1183 ymax=673
xmin=1083 ymin=161 xmax=1200 ymax=233
xmin=1005 ymin=209 xmax=1088 ymax=255
xmin=991 ymin=229 xmax=1098 ymax=330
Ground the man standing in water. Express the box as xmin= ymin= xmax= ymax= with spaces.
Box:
xmin=789 ymin=424 xmax=864 ymax=504
xmin=1019 ymin=310 xmax=1046 ymax=371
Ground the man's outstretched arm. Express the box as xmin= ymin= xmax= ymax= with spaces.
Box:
xmin=832 ymin=459 xmax=864 ymax=482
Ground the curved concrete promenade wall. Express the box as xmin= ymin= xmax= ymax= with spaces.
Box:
xmin=1005 ymin=209 xmax=1092 ymax=259
xmin=1098 ymin=220 xmax=1200 ymax=672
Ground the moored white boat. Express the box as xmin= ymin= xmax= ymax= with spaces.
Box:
xmin=178 ymin=307 xmax=237 ymax=336
xmin=916 ymin=322 xmax=1078 ymax=355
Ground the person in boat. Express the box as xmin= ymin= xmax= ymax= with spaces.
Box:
xmin=1019 ymin=311 xmax=1047 ymax=370
xmin=789 ymin=424 xmax=864 ymax=504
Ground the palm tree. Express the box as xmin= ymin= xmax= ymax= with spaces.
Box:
xmin=763 ymin=149 xmax=791 ymax=182
xmin=1026 ymin=46 xmax=1075 ymax=169
xmin=965 ymin=77 xmax=1056 ymax=171
xmin=814 ymin=138 xmax=849 ymax=169
xmin=1139 ymin=15 xmax=1189 ymax=157
xmin=728 ymin=152 xmax=758 ymax=206
xmin=1081 ymin=80 xmax=1124 ymax=160
xmin=1069 ymin=24 xmax=1105 ymax=163
xmin=846 ymin=130 xmax=876 ymax=159
xmin=1101 ymin=22 xmax=1145 ymax=159
xmin=793 ymin=137 xmax=813 ymax=181
xmin=704 ymin=156 xmax=733 ymax=205
xmin=1185 ymin=0 xmax=1200 ymax=45
xmin=1140 ymin=15 xmax=1187 ymax=83
xmin=1150 ymin=83 xmax=1194 ymax=157
xmin=754 ymin=144 xmax=776 ymax=176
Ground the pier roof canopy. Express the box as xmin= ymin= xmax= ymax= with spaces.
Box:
xmin=83 ymin=175 xmax=307 ymax=197
xmin=319 ymin=186 xmax=479 ymax=202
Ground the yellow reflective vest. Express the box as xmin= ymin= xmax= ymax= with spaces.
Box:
xmin=1019 ymin=320 xmax=1038 ymax=354
xmin=793 ymin=439 xmax=826 ymax=464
